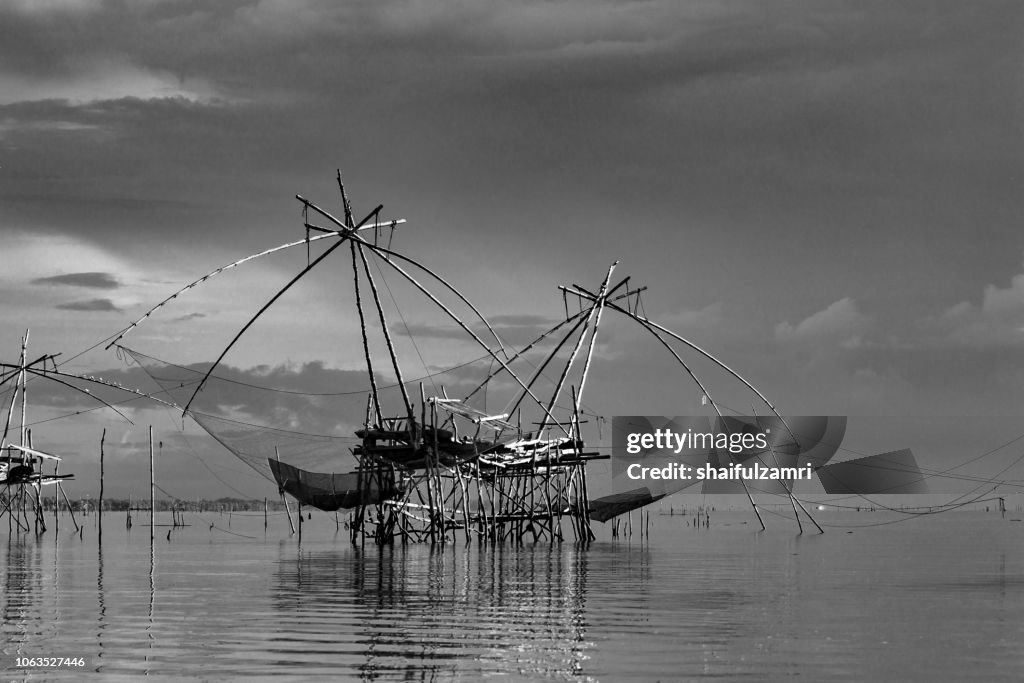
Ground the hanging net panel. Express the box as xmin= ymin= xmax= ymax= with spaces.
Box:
xmin=120 ymin=346 xmax=513 ymax=508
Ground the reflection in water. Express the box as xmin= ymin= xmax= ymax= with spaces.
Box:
xmin=96 ymin=537 xmax=106 ymax=674
xmin=1 ymin=513 xmax=1023 ymax=680
xmin=3 ymin=534 xmax=43 ymax=659
xmin=146 ymin=537 xmax=155 ymax=673
xmin=273 ymin=543 xmax=594 ymax=680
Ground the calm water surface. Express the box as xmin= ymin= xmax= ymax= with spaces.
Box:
xmin=2 ymin=510 xmax=1022 ymax=681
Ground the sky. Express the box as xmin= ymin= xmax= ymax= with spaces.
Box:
xmin=2 ymin=0 xmax=1024 ymax=502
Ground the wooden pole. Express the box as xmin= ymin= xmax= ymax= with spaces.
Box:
xmin=300 ymin=195 xmax=507 ymax=357
xmin=356 ymin=241 xmax=415 ymax=426
xmin=20 ymin=330 xmax=28 ymax=452
xmin=53 ymin=459 xmax=59 ymax=532
xmin=181 ymin=204 xmax=385 ymax=416
xmin=282 ymin=495 xmax=295 ymax=535
xmin=99 ymin=428 xmax=106 ymax=541
xmin=575 ymin=264 xmax=615 ymax=404
xmin=60 ymin=483 xmax=79 ymax=532
xmin=609 ymin=306 xmax=768 ymax=531
xmin=276 ymin=448 xmax=295 ymax=535
xmin=106 ymin=226 xmax=403 ymax=351
xmin=149 ymin=426 xmax=154 ymax=544
xmin=30 ymin=431 xmax=45 ymax=535
xmin=351 ymin=242 xmax=383 ymax=426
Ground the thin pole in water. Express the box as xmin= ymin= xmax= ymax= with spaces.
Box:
xmin=149 ymin=426 xmax=154 ymax=544
xmin=98 ymin=429 xmax=105 ymax=541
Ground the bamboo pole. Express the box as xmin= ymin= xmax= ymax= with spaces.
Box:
xmin=602 ymin=298 xmax=797 ymax=443
xmin=60 ymin=483 xmax=79 ymax=532
xmin=299 ymin=196 xmax=507 ymax=357
xmin=53 ymin=459 xmax=59 ymax=532
xmin=149 ymin=426 xmax=155 ymax=543
xmin=20 ymin=331 xmax=28 ymax=452
xmin=752 ymin=409 xmax=823 ymax=534
xmin=182 ymin=205 xmax=385 ymax=415
xmin=356 ymin=241 xmax=414 ymax=427
xmin=503 ymin=313 xmax=592 ymax=421
xmin=105 ymin=220 xmax=405 ymax=351
xmin=572 ymin=387 xmax=594 ymax=541
xmin=275 ymin=448 xmax=296 ymax=535
xmin=32 ymin=435 xmax=45 ymax=535
xmin=421 ymin=385 xmax=436 ymax=544
xmin=598 ymin=300 xmax=768 ymax=531
xmin=575 ymin=263 xmax=616 ymax=404
xmin=351 ymin=242 xmax=383 ymax=426
xmin=99 ymin=428 xmax=105 ymax=541
xmin=534 ymin=267 xmax=616 ymax=435
xmin=300 ymin=202 xmax=571 ymax=438
xmin=463 ymin=308 xmax=590 ymax=403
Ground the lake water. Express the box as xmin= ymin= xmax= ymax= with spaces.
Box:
xmin=1 ymin=509 xmax=1022 ymax=681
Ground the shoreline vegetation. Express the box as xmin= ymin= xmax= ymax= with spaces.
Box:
xmin=37 ymin=497 xmax=288 ymax=513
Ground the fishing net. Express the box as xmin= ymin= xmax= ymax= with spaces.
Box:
xmin=120 ymin=346 xmax=514 ymax=485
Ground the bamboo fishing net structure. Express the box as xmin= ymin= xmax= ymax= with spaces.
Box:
xmin=0 ymin=331 xmax=131 ymax=536
xmin=113 ymin=171 xmax=824 ymax=544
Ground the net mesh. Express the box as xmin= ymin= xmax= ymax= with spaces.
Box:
xmin=120 ymin=346 xmax=516 ymax=485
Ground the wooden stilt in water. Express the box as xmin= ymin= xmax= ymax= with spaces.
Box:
xmin=99 ymin=429 xmax=105 ymax=541
xmin=59 ymin=483 xmax=80 ymax=532
xmin=53 ymin=459 xmax=59 ymax=533
xmin=149 ymin=426 xmax=155 ymax=544
xmin=276 ymin=447 xmax=295 ymax=535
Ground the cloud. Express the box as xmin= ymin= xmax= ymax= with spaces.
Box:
xmin=775 ymin=298 xmax=870 ymax=348
xmin=659 ymin=303 xmax=724 ymax=333
xmin=0 ymin=58 xmax=220 ymax=106
xmin=172 ymin=312 xmax=206 ymax=322
xmin=926 ymin=260 xmax=1024 ymax=348
xmin=31 ymin=271 xmax=119 ymax=289
xmin=488 ymin=314 xmax=556 ymax=327
xmin=55 ymin=297 xmax=122 ymax=312
xmin=4 ymin=0 xmax=102 ymax=15
xmin=394 ymin=322 xmax=470 ymax=342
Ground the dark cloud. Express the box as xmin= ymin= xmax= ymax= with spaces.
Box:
xmin=32 ymin=271 xmax=119 ymax=289
xmin=173 ymin=312 xmax=206 ymax=322
xmin=2 ymin=0 xmax=1023 ymax=500
xmin=55 ymin=298 xmax=121 ymax=312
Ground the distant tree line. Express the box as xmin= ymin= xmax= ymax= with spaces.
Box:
xmin=37 ymin=497 xmax=288 ymax=513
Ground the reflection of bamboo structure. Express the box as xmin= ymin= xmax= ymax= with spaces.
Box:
xmin=273 ymin=542 xmax=593 ymax=679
